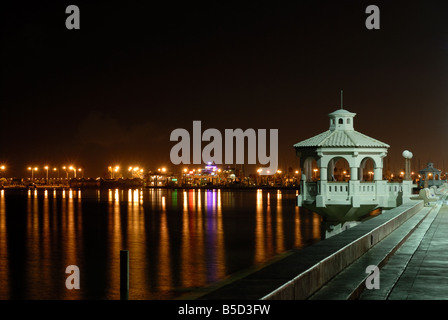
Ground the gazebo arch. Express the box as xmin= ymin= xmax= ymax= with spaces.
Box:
xmin=326 ymin=156 xmax=351 ymax=181
xmin=303 ymin=156 xmax=318 ymax=182
xmin=359 ymin=156 xmax=383 ymax=181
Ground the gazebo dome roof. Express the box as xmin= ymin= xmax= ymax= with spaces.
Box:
xmin=419 ymin=162 xmax=441 ymax=173
xmin=294 ymin=108 xmax=389 ymax=149
xmin=293 ymin=129 xmax=389 ymax=148
xmin=328 ymin=109 xmax=356 ymax=117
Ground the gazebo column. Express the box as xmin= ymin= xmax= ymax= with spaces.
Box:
xmin=358 ymin=167 xmax=363 ymax=181
xmin=317 ymin=157 xmax=328 ymax=182
xmin=374 ymin=167 xmax=382 ymax=181
xmin=349 ymin=166 xmax=360 ymax=207
xmin=350 ymin=167 xmax=359 ymax=181
xmin=316 ymin=158 xmax=328 ymax=208
xmin=319 ymin=167 xmax=328 ymax=181
xmin=328 ymin=159 xmax=335 ymax=181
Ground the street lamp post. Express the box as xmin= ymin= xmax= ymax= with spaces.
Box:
xmin=156 ymin=168 xmax=161 ymax=186
xmin=108 ymin=166 xmax=119 ymax=179
xmin=277 ymin=169 xmax=282 ymax=186
xmin=28 ymin=167 xmax=38 ymax=181
xmin=62 ymin=166 xmax=67 ymax=179
xmin=402 ymin=150 xmax=413 ymax=181
xmin=111 ymin=166 xmax=120 ymax=179
xmin=0 ymin=165 xmax=5 ymax=187
xmin=44 ymin=166 xmax=49 ymax=185
xmin=53 ymin=167 xmax=59 ymax=179
xmin=69 ymin=166 xmax=76 ymax=179
xmin=257 ymin=168 xmax=262 ymax=186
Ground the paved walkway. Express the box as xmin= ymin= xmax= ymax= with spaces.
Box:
xmin=309 ymin=194 xmax=448 ymax=300
xmin=361 ymin=198 xmax=448 ymax=300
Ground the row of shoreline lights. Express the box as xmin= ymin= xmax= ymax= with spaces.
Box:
xmin=27 ymin=166 xmax=82 ymax=180
xmin=107 ymin=165 xmax=299 ymax=176
xmin=7 ymin=163 xmax=424 ymax=180
xmin=181 ymin=168 xmax=299 ymax=176
xmin=108 ymin=166 xmax=147 ymax=179
xmin=257 ymin=169 xmax=299 ymax=175
xmin=177 ymin=168 xmax=298 ymax=175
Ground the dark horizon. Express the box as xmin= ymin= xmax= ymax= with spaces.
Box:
xmin=1 ymin=1 xmax=448 ymax=178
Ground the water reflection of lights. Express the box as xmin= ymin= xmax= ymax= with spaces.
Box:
xmin=0 ymin=188 xmax=322 ymax=299
xmin=255 ymin=190 xmax=290 ymax=263
xmin=22 ymin=188 xmax=84 ymax=299
xmin=255 ymin=189 xmax=265 ymax=264
xmin=180 ymin=189 xmax=226 ymax=287
xmin=0 ymin=190 xmax=8 ymax=298
xmin=158 ymin=195 xmax=171 ymax=290
xmin=276 ymin=190 xmax=284 ymax=253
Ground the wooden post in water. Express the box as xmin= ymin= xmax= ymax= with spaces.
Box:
xmin=120 ymin=250 xmax=129 ymax=300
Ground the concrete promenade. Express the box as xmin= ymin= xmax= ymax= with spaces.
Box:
xmin=311 ymin=194 xmax=448 ymax=300
xmin=361 ymin=197 xmax=448 ymax=300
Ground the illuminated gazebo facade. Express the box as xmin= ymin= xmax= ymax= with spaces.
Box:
xmin=419 ymin=162 xmax=443 ymax=188
xmin=294 ymin=108 xmax=413 ymax=222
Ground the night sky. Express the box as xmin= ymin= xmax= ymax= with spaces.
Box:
xmin=1 ymin=1 xmax=448 ymax=178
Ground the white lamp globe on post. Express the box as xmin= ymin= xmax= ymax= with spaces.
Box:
xmin=402 ymin=150 xmax=413 ymax=180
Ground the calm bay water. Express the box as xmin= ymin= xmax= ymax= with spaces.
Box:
xmin=0 ymin=188 xmax=322 ymax=300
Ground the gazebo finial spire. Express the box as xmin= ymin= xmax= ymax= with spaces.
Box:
xmin=340 ymin=89 xmax=343 ymax=109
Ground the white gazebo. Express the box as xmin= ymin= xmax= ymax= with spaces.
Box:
xmin=295 ymin=108 xmax=412 ymax=222
xmin=418 ymin=162 xmax=443 ymax=188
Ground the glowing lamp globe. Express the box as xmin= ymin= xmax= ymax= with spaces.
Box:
xmin=402 ymin=150 xmax=413 ymax=159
